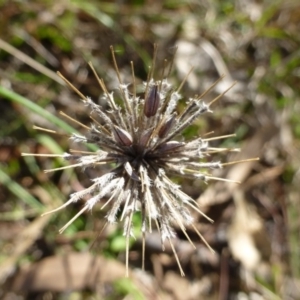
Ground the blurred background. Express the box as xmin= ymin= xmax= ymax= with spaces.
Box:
xmin=0 ymin=0 xmax=300 ymax=299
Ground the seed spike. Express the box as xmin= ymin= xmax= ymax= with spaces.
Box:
xmin=208 ymin=81 xmax=237 ymax=107
xmin=88 ymin=61 xmax=117 ymax=110
xmin=191 ymin=224 xmax=215 ymax=253
xmin=203 ymin=131 xmax=214 ymax=137
xmin=205 ymin=176 xmax=240 ymax=184
xmin=143 ymin=188 xmax=153 ymax=233
xmin=184 ymin=201 xmax=214 ymax=223
xmin=22 ymin=153 xmax=66 ymax=158
xmin=110 ymin=45 xmax=123 ymax=85
xmin=109 ymin=47 xmax=133 ymax=131
xmin=88 ymin=62 xmax=102 ymax=86
xmin=124 ymin=210 xmax=134 ymax=277
xmin=130 ymin=61 xmax=136 ymax=100
xmin=168 ymin=237 xmax=185 ymax=276
xmin=180 ymin=227 xmax=196 ymax=249
xmin=119 ymin=85 xmax=134 ymax=128
xmin=120 ymin=183 xmax=132 ymax=221
xmin=32 ymin=126 xmax=56 ymax=134
xmin=100 ymin=78 xmax=118 ymax=110
xmin=95 ymin=161 xmax=114 ymax=166
xmin=69 ymin=149 xmax=97 ymax=154
xmin=59 ymin=111 xmax=90 ymax=130
xmin=44 ymin=163 xmax=83 ymax=173
xmin=203 ymin=133 xmax=236 ymax=142
xmin=99 ymin=78 xmax=108 ymax=95
xmin=100 ymin=192 xmax=117 ymax=210
xmin=97 ymin=76 xmax=128 ymax=130
xmin=142 ymin=231 xmax=146 ymax=271
xmin=89 ymin=116 xmax=111 ymax=136
xmin=147 ymin=115 xmax=168 ymax=143
xmin=221 ymin=157 xmax=260 ymax=167
xmin=130 ymin=61 xmax=138 ymax=128
xmin=197 ymin=75 xmax=225 ymax=99
xmin=98 ymin=78 xmax=109 ymax=97
xmin=161 ymin=189 xmax=196 ymax=249
xmin=160 ymin=58 xmax=168 ymax=81
xmin=57 ymin=72 xmax=87 ymax=101
xmin=144 ymin=66 xmax=152 ymax=106
xmin=206 ymin=147 xmax=241 ymax=154
xmin=144 ymin=45 xmax=158 ymax=98
xmin=177 ymin=66 xmax=194 ymax=93
xmin=41 ymin=198 xmax=76 ymax=216
xmin=32 ymin=126 xmax=70 ymax=137
xmin=59 ymin=205 xmax=89 ymax=234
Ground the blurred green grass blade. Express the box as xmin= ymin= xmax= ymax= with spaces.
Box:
xmin=37 ymin=134 xmax=66 ymax=155
xmin=71 ymin=1 xmax=114 ymax=28
xmin=1 ymin=86 xmax=98 ymax=151
xmin=114 ymin=278 xmax=145 ymax=300
xmin=0 ymin=86 xmax=76 ymax=134
xmin=0 ymin=208 xmax=39 ymax=221
xmin=0 ymin=167 xmax=43 ymax=209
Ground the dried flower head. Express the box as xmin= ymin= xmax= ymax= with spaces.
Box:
xmin=23 ymin=45 xmax=252 ymax=276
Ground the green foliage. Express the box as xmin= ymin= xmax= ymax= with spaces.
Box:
xmin=113 ymin=278 xmax=145 ymax=300
xmin=36 ymin=26 xmax=72 ymax=52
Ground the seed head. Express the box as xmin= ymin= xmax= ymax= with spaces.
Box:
xmin=22 ymin=45 xmax=248 ymax=276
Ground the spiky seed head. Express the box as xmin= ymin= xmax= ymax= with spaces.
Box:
xmin=23 ymin=46 xmax=246 ymax=277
